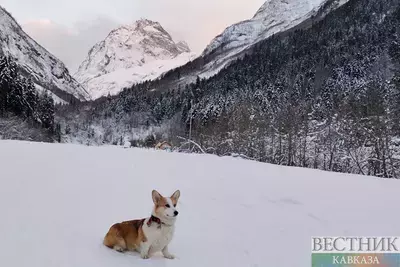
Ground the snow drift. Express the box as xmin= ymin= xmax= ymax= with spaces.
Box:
xmin=0 ymin=140 xmax=398 ymax=267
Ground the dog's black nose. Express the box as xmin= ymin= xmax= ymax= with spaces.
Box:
xmin=174 ymin=210 xmax=179 ymax=216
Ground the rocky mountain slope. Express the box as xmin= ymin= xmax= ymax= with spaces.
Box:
xmin=199 ymin=0 xmax=349 ymax=79
xmin=154 ymin=0 xmax=350 ymax=90
xmin=74 ymin=19 xmax=195 ymax=99
xmin=0 ymin=6 xmax=90 ymax=102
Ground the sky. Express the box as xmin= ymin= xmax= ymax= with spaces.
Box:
xmin=0 ymin=0 xmax=265 ymax=72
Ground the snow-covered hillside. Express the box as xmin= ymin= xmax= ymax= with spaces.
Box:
xmin=198 ymin=0 xmax=348 ymax=79
xmin=74 ymin=19 xmax=195 ymax=99
xmin=0 ymin=6 xmax=90 ymax=102
xmin=0 ymin=140 xmax=398 ymax=267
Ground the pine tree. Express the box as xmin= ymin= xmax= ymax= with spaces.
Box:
xmin=7 ymin=75 xmax=25 ymax=116
xmin=0 ymin=56 xmax=18 ymax=113
xmin=38 ymin=92 xmax=55 ymax=129
xmin=24 ymin=78 xmax=39 ymax=120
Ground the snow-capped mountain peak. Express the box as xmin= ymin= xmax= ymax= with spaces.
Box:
xmin=202 ymin=0 xmax=327 ymax=56
xmin=176 ymin=41 xmax=191 ymax=53
xmin=74 ymin=19 xmax=195 ymax=99
xmin=253 ymin=0 xmax=324 ymax=20
xmin=199 ymin=0 xmax=348 ymax=79
xmin=0 ymin=6 xmax=91 ymax=102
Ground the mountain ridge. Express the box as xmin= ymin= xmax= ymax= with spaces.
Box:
xmin=149 ymin=0 xmax=350 ymax=91
xmin=200 ymin=0 xmax=349 ymax=79
xmin=74 ymin=19 xmax=195 ymax=99
xmin=0 ymin=6 xmax=90 ymax=103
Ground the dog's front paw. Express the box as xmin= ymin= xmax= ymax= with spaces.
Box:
xmin=164 ymin=253 xmax=175 ymax=259
xmin=114 ymin=246 xmax=124 ymax=252
xmin=141 ymin=254 xmax=150 ymax=259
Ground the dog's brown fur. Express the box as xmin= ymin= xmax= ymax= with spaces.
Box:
xmin=103 ymin=219 xmax=147 ymax=252
xmin=153 ymin=195 xmax=168 ymax=216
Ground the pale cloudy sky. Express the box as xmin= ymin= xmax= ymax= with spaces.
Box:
xmin=0 ymin=0 xmax=265 ymax=71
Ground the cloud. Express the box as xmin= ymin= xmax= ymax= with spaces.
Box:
xmin=23 ymin=17 xmax=119 ymax=72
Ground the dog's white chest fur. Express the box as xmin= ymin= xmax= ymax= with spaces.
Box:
xmin=143 ymin=219 xmax=175 ymax=254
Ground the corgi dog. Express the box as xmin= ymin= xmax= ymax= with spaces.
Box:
xmin=103 ymin=190 xmax=180 ymax=259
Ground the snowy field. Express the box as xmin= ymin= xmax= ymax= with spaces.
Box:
xmin=0 ymin=140 xmax=399 ymax=267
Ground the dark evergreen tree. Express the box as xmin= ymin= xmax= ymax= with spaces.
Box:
xmin=0 ymin=55 xmax=56 ymax=134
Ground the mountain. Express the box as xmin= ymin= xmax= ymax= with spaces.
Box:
xmin=199 ymin=0 xmax=349 ymax=78
xmin=0 ymin=6 xmax=90 ymax=103
xmin=74 ymin=19 xmax=196 ymax=99
xmin=153 ymin=0 xmax=349 ymax=89
xmin=1 ymin=140 xmax=398 ymax=266
xmin=58 ymin=0 xmax=400 ymax=178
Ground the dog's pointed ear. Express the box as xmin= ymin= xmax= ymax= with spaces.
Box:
xmin=152 ymin=190 xmax=162 ymax=204
xmin=171 ymin=190 xmax=181 ymax=202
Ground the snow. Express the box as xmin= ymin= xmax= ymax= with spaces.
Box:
xmin=203 ymin=0 xmax=329 ymax=55
xmin=0 ymin=6 xmax=90 ymax=101
xmin=74 ymin=19 xmax=195 ymax=99
xmin=199 ymin=0 xmax=349 ymax=79
xmin=79 ymin=52 xmax=196 ymax=99
xmin=34 ymin=84 xmax=67 ymax=104
xmin=0 ymin=140 xmax=398 ymax=267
